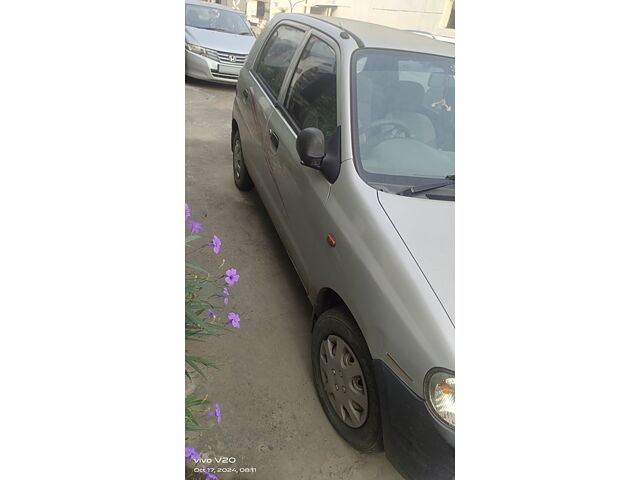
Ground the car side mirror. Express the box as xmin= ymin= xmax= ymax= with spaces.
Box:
xmin=296 ymin=127 xmax=341 ymax=184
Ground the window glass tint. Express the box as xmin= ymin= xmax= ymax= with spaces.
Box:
xmin=285 ymin=36 xmax=337 ymax=137
xmin=254 ymin=25 xmax=305 ymax=97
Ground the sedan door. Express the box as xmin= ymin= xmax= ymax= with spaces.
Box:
xmin=265 ymin=32 xmax=341 ymax=293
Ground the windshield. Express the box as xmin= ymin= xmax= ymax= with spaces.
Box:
xmin=352 ymin=49 xmax=454 ymax=194
xmin=185 ymin=5 xmax=252 ymax=36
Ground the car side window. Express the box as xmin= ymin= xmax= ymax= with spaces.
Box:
xmin=254 ymin=24 xmax=305 ymax=98
xmin=284 ymin=36 xmax=337 ymax=138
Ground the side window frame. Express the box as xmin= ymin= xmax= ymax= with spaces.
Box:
xmin=278 ymin=30 xmax=341 ymax=136
xmin=250 ymin=21 xmax=308 ymax=104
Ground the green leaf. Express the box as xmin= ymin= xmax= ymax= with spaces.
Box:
xmin=185 ymin=335 xmax=205 ymax=342
xmin=189 ymin=300 xmax=214 ymax=310
xmin=186 ymin=355 xmax=219 ymax=370
xmin=185 ymin=422 xmax=207 ymax=431
xmin=185 ymin=357 xmax=206 ymax=377
xmin=186 ymin=396 xmax=210 ymax=407
xmin=185 ymin=310 xmax=225 ymax=336
xmin=185 ymin=235 xmax=201 ymax=243
xmin=185 ymin=262 xmax=209 ymax=275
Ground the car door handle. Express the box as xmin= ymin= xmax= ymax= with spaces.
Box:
xmin=242 ymin=88 xmax=249 ymax=100
xmin=269 ymin=129 xmax=279 ymax=150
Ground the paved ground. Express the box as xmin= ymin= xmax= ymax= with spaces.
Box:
xmin=185 ymin=77 xmax=403 ymax=480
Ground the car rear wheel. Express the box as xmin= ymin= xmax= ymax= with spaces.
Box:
xmin=311 ymin=307 xmax=383 ymax=453
xmin=232 ymin=130 xmax=253 ymax=191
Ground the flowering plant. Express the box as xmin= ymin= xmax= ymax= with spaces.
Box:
xmin=185 ymin=203 xmax=241 ymax=431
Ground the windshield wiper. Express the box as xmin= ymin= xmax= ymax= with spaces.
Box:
xmin=399 ymin=175 xmax=454 ymax=196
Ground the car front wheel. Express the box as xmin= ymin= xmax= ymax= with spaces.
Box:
xmin=311 ymin=307 xmax=383 ymax=453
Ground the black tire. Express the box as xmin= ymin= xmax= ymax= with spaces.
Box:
xmin=232 ymin=130 xmax=254 ymax=191
xmin=311 ymin=307 xmax=383 ymax=453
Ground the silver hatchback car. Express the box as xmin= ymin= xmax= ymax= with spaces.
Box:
xmin=231 ymin=14 xmax=454 ymax=480
xmin=185 ymin=0 xmax=255 ymax=84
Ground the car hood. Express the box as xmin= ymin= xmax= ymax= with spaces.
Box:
xmin=378 ymin=192 xmax=454 ymax=323
xmin=185 ymin=26 xmax=255 ymax=53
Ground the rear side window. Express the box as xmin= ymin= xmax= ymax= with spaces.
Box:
xmin=284 ymin=36 xmax=337 ymax=137
xmin=254 ymin=24 xmax=305 ymax=98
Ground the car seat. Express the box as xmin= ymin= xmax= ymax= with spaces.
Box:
xmin=384 ymin=80 xmax=437 ymax=146
xmin=424 ymin=73 xmax=454 ymax=151
xmin=356 ymin=74 xmax=374 ymax=128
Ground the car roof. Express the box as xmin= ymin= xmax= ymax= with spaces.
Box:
xmin=185 ymin=0 xmax=245 ymax=15
xmin=279 ymin=14 xmax=454 ymax=58
xmin=408 ymin=30 xmax=455 ymax=44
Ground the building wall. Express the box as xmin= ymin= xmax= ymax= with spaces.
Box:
xmin=211 ymin=0 xmax=247 ymax=10
xmin=210 ymin=0 xmax=455 ymax=38
xmin=332 ymin=0 xmax=453 ymax=37
xmin=267 ymin=0 xmax=455 ymax=38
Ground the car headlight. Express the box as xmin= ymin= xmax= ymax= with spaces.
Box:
xmin=186 ymin=43 xmax=206 ymax=55
xmin=424 ymin=369 xmax=455 ymax=429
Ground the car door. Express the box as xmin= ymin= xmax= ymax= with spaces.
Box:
xmin=266 ymin=31 xmax=340 ymax=293
xmin=240 ymin=22 xmax=307 ymax=226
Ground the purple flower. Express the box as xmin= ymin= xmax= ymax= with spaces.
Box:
xmin=207 ymin=309 xmax=216 ymax=318
xmin=185 ymin=203 xmax=191 ymax=220
xmin=185 ymin=446 xmax=200 ymax=463
xmin=207 ymin=403 xmax=222 ymax=424
xmin=226 ymin=312 xmax=241 ymax=329
xmin=187 ymin=221 xmax=204 ymax=234
xmin=204 ymin=471 xmax=219 ymax=480
xmin=206 ymin=235 xmax=221 ymax=254
xmin=224 ymin=268 xmax=240 ymax=286
xmin=214 ymin=287 xmax=230 ymax=304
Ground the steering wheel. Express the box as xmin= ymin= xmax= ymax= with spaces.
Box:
xmin=359 ymin=119 xmax=412 ymax=156
xmin=360 ymin=119 xmax=412 ymax=136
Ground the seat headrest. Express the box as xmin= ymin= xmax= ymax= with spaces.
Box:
xmin=428 ymin=72 xmax=454 ymax=88
xmin=385 ymin=81 xmax=425 ymax=111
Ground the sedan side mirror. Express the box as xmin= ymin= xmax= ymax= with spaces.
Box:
xmin=296 ymin=127 xmax=341 ymax=183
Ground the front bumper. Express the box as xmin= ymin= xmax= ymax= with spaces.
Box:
xmin=185 ymin=50 xmax=242 ymax=85
xmin=374 ymin=360 xmax=454 ymax=480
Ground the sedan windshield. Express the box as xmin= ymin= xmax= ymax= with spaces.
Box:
xmin=185 ymin=5 xmax=252 ymax=35
xmin=352 ymin=49 xmax=454 ymax=195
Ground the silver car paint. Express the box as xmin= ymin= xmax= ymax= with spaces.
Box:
xmin=263 ymin=27 xmax=343 ymax=293
xmin=185 ymin=26 xmax=255 ymax=55
xmin=378 ymin=192 xmax=455 ymax=322
xmin=232 ymin=15 xmax=454 ymax=403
